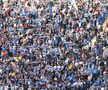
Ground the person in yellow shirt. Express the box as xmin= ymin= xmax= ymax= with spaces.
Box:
xmin=18 ymin=55 xmax=22 ymax=60
xmin=68 ymin=64 xmax=73 ymax=70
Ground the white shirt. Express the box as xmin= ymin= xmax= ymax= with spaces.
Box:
xmin=35 ymin=0 xmax=40 ymax=5
xmin=4 ymin=86 xmax=8 ymax=90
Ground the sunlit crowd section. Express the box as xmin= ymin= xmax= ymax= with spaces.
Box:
xmin=0 ymin=0 xmax=108 ymax=90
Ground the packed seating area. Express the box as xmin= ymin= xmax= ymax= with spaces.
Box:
xmin=0 ymin=0 xmax=108 ymax=90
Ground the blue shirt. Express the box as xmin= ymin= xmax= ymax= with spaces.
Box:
xmin=2 ymin=47 xmax=7 ymax=51
xmin=10 ymin=48 xmax=15 ymax=53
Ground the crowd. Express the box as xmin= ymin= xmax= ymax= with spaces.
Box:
xmin=0 ymin=0 xmax=108 ymax=90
